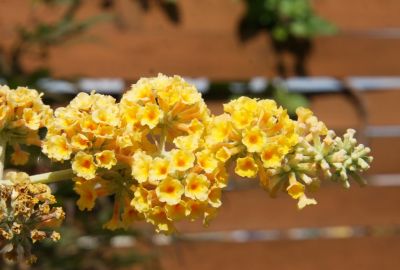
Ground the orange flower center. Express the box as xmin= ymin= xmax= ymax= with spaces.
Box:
xmin=249 ymin=134 xmax=258 ymax=144
xmin=82 ymin=160 xmax=92 ymax=169
xmin=166 ymin=185 xmax=175 ymax=194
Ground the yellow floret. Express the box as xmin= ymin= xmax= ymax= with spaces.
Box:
xmin=127 ymin=81 xmax=154 ymax=103
xmin=156 ymin=178 xmax=184 ymax=205
xmin=72 ymin=152 xmax=97 ymax=180
xmin=208 ymin=187 xmax=222 ymax=208
xmin=235 ymin=155 xmax=258 ymax=178
xmin=196 ymin=150 xmax=218 ymax=173
xmin=170 ymin=149 xmax=195 ymax=172
xmin=231 ymin=109 xmax=253 ymax=130
xmin=165 ymin=201 xmax=186 ymax=221
xmin=242 ymin=127 xmax=267 ymax=153
xmin=95 ymin=150 xmax=117 ymax=169
xmin=69 ymin=92 xmax=93 ymax=111
xmin=42 ymin=134 xmax=72 ymax=161
xmin=184 ymin=173 xmax=210 ymax=201
xmin=149 ymin=157 xmax=170 ymax=182
xmin=173 ymin=134 xmax=200 ymax=151
xmin=22 ymin=108 xmax=41 ymax=130
xmin=260 ymin=144 xmax=283 ymax=168
xmin=74 ymin=178 xmax=97 ymax=210
xmin=298 ymin=194 xmax=317 ymax=209
xmin=206 ymin=114 xmax=232 ymax=144
xmin=140 ymin=103 xmax=163 ymax=129
xmin=131 ymin=187 xmax=151 ymax=213
xmin=71 ymin=134 xmax=91 ymax=150
xmin=92 ymin=106 xmax=119 ymax=126
xmin=286 ymin=172 xmax=305 ymax=200
xmin=216 ymin=146 xmax=232 ymax=162
xmin=132 ymin=151 xmax=152 ymax=183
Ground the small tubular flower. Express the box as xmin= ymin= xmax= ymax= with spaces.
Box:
xmin=184 ymin=173 xmax=210 ymax=201
xmin=156 ymin=178 xmax=184 ymax=205
xmin=72 ymin=152 xmax=97 ymax=180
xmin=170 ymin=149 xmax=195 ymax=172
xmin=95 ymin=150 xmax=117 ymax=169
xmin=149 ymin=157 xmax=170 ymax=182
xmin=235 ymin=155 xmax=258 ymax=178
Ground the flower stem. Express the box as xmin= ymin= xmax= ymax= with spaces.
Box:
xmin=0 ymin=136 xmax=6 ymax=181
xmin=30 ymin=169 xmax=74 ymax=184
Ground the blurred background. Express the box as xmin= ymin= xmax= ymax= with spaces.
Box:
xmin=1 ymin=0 xmax=400 ymax=269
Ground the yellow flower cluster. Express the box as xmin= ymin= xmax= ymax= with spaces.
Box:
xmin=0 ymin=172 xmax=64 ymax=264
xmin=43 ymin=91 xmax=119 ymax=179
xmin=41 ymin=74 xmax=372 ymax=233
xmin=0 ymin=85 xmax=52 ymax=165
xmin=206 ymin=97 xmax=298 ymax=181
xmin=43 ymin=75 xmax=223 ymax=233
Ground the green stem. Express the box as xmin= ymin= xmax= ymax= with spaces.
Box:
xmin=30 ymin=169 xmax=74 ymax=184
xmin=0 ymin=137 xmax=6 ymax=181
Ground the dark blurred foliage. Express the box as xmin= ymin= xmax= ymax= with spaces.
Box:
xmin=239 ymin=0 xmax=336 ymax=76
xmin=239 ymin=0 xmax=336 ymax=42
xmin=136 ymin=0 xmax=180 ymax=23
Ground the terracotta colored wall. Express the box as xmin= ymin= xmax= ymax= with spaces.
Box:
xmin=1 ymin=0 xmax=400 ymax=79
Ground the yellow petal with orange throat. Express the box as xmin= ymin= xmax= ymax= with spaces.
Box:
xmin=235 ymin=155 xmax=258 ymax=178
xmin=72 ymin=152 xmax=97 ymax=180
xmin=185 ymin=173 xmax=210 ymax=201
xmin=156 ymin=178 xmax=184 ymax=205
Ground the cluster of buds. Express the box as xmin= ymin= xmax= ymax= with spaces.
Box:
xmin=261 ymin=108 xmax=373 ymax=209
xmin=0 ymin=172 xmax=64 ymax=264
xmin=0 ymin=86 xmax=52 ymax=165
xmin=0 ymin=74 xmax=373 ymax=263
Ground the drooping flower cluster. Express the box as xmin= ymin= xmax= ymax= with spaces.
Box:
xmin=0 ymin=172 xmax=64 ymax=264
xmin=0 ymin=85 xmax=52 ymax=165
xmin=0 ymin=74 xmax=374 ymax=266
xmin=40 ymin=74 xmax=372 ymax=233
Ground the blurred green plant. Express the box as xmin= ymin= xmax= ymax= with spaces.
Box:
xmin=239 ymin=0 xmax=336 ymax=77
xmin=239 ymin=0 xmax=336 ymax=42
xmin=269 ymin=82 xmax=309 ymax=116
